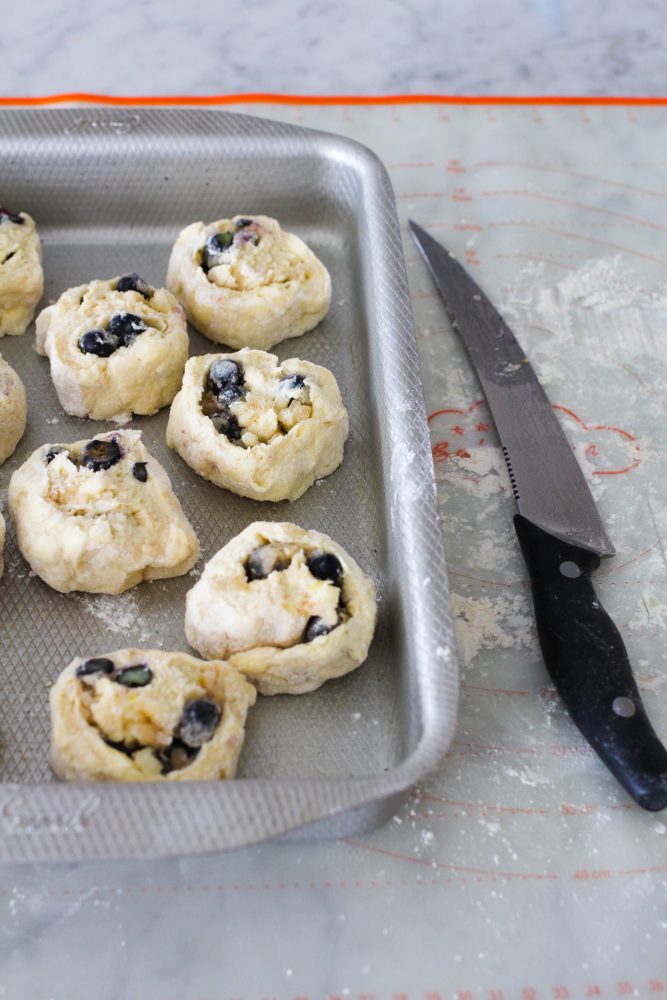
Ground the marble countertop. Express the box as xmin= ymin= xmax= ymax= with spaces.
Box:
xmin=1 ymin=0 xmax=666 ymax=97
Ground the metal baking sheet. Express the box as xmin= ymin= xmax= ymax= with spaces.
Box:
xmin=0 ymin=107 xmax=458 ymax=861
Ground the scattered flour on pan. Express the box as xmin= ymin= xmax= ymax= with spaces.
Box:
xmin=451 ymin=592 xmax=534 ymax=667
xmin=73 ymin=592 xmax=152 ymax=644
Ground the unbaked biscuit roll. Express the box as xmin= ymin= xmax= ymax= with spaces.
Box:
xmin=0 ymin=354 xmax=27 ymax=464
xmin=185 ymin=522 xmax=377 ymax=695
xmin=50 ymin=649 xmax=256 ymax=782
xmin=166 ymin=215 xmax=331 ymax=349
xmin=0 ymin=206 xmax=43 ymax=337
xmin=166 ymin=348 xmax=348 ymax=502
xmin=35 ymin=274 xmax=188 ymax=423
xmin=9 ymin=429 xmax=200 ymax=594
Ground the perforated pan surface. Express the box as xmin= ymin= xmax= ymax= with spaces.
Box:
xmin=0 ymin=108 xmax=458 ymax=860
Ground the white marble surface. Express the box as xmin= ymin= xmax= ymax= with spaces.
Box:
xmin=1 ymin=0 xmax=666 ymax=96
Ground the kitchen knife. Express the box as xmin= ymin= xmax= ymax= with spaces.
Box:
xmin=410 ymin=219 xmax=667 ymax=811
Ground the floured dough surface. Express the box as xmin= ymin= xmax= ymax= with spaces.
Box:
xmin=0 ymin=354 xmax=27 ymax=464
xmin=50 ymin=648 xmax=256 ymax=782
xmin=167 ymin=348 xmax=348 ymax=501
xmin=0 ymin=208 xmax=43 ymax=337
xmin=35 ymin=274 xmax=188 ymax=423
xmin=8 ymin=429 xmax=200 ymax=594
xmin=166 ymin=215 xmax=331 ymax=350
xmin=185 ymin=522 xmax=377 ymax=695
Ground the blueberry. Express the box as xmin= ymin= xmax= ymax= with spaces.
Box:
xmin=132 ymin=462 xmax=148 ymax=482
xmin=107 ymin=312 xmax=147 ymax=348
xmin=279 ymin=374 xmax=305 ymax=393
xmin=306 ymin=552 xmax=343 ymax=588
xmin=76 ymin=657 xmax=115 ymax=677
xmin=245 ymin=545 xmax=290 ymax=581
xmin=44 ymin=445 xmax=67 ymax=464
xmin=202 ymin=231 xmax=234 ymax=271
xmin=178 ymin=698 xmax=221 ymax=748
xmin=114 ymin=664 xmax=153 ymax=688
xmin=236 ymin=218 xmax=253 ymax=228
xmin=78 ymin=328 xmax=119 ymax=357
xmin=210 ymin=408 xmax=242 ymax=441
xmin=115 ymin=273 xmax=153 ymax=298
xmin=81 ymin=439 xmax=121 ymax=472
xmin=0 ymin=207 xmax=24 ymax=225
xmin=207 ymin=358 xmax=244 ymax=394
xmin=218 ymin=383 xmax=245 ymax=406
xmin=303 ymin=616 xmax=335 ymax=643
xmin=200 ymin=390 xmax=222 ymax=417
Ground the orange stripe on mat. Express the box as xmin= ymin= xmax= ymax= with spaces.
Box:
xmin=2 ymin=93 xmax=667 ymax=107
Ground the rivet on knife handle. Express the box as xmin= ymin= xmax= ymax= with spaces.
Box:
xmin=514 ymin=515 xmax=667 ymax=812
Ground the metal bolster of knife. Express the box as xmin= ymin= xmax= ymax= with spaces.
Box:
xmin=513 ymin=514 xmax=667 ymax=812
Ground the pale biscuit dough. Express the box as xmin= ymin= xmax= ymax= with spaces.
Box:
xmin=167 ymin=348 xmax=348 ymax=502
xmin=0 ymin=354 xmax=27 ymax=464
xmin=166 ymin=215 xmax=331 ymax=350
xmin=35 ymin=275 xmax=189 ymax=423
xmin=0 ymin=209 xmax=43 ymax=337
xmin=8 ymin=429 xmax=200 ymax=594
xmin=49 ymin=648 xmax=256 ymax=782
xmin=185 ymin=522 xmax=377 ymax=695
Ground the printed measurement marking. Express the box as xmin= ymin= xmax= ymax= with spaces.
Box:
xmin=487 ymin=219 xmax=667 ymax=268
xmin=461 ymin=682 xmax=532 ymax=697
xmin=473 ymin=158 xmax=667 ymax=202
xmin=452 ymin=740 xmax=539 ymax=756
xmin=482 ymin=189 xmax=667 ymax=235
xmin=598 ymin=538 xmax=664 ymax=577
xmin=552 ymin=404 xmax=641 ymax=476
xmin=342 ymin=839 xmax=560 ymax=881
xmin=573 ymin=868 xmax=612 ymax=880
xmin=619 ymin=862 xmax=667 ymax=875
xmin=416 ymin=793 xmax=549 ymax=816
xmin=387 ymin=161 xmax=437 ymax=169
xmin=428 ymin=399 xmax=640 ymax=476
xmin=495 ymin=251 xmax=575 ymax=270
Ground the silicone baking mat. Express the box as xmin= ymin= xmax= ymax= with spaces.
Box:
xmin=1 ymin=98 xmax=666 ymax=998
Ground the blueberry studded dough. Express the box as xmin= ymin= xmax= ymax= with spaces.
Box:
xmin=0 ymin=353 xmax=27 ymax=465
xmin=166 ymin=348 xmax=349 ymax=502
xmin=8 ymin=429 xmax=200 ymax=594
xmin=49 ymin=649 xmax=256 ymax=782
xmin=35 ymin=274 xmax=188 ymax=423
xmin=0 ymin=207 xmax=43 ymax=337
xmin=166 ymin=215 xmax=331 ymax=350
xmin=185 ymin=522 xmax=377 ymax=696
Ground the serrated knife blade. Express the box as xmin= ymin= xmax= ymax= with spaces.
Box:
xmin=410 ymin=219 xmax=667 ymax=811
xmin=409 ymin=220 xmax=614 ymax=557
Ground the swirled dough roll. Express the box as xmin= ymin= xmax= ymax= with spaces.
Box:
xmin=35 ymin=274 xmax=188 ymax=423
xmin=166 ymin=348 xmax=348 ymax=502
xmin=0 ymin=354 xmax=27 ymax=464
xmin=8 ymin=429 xmax=199 ymax=594
xmin=49 ymin=648 xmax=256 ymax=782
xmin=0 ymin=207 xmax=43 ymax=337
xmin=166 ymin=215 xmax=331 ymax=349
xmin=185 ymin=522 xmax=377 ymax=695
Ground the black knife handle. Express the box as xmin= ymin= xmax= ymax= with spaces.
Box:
xmin=514 ymin=514 xmax=667 ymax=811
